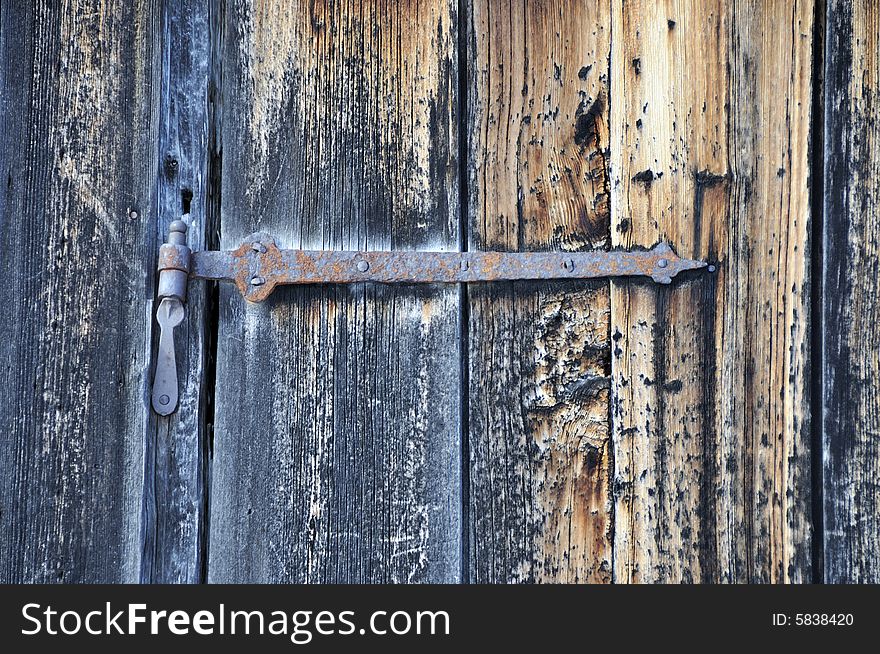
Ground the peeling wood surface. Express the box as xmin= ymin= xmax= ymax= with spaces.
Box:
xmin=610 ymin=0 xmax=814 ymax=582
xmin=465 ymin=0 xmax=613 ymax=582
xmin=207 ymin=0 xmax=462 ymax=582
xmin=0 ymin=0 xmax=160 ymax=582
xmin=140 ymin=0 xmax=212 ymax=584
xmin=822 ymin=0 xmax=880 ymax=583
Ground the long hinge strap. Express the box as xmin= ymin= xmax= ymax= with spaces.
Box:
xmin=151 ymin=220 xmax=710 ymax=415
xmin=160 ymin=225 xmax=707 ymax=302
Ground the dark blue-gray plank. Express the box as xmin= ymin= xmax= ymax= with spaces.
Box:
xmin=0 ymin=0 xmax=161 ymax=582
xmin=822 ymin=0 xmax=880 ymax=583
xmin=206 ymin=0 xmax=462 ymax=583
xmin=139 ymin=0 xmax=213 ymax=584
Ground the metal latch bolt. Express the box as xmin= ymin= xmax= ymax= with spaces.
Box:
xmin=151 ymin=220 xmax=189 ymax=415
xmin=152 ymin=220 xmax=709 ymax=415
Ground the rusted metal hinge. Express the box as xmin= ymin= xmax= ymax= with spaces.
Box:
xmin=151 ymin=220 xmax=709 ymax=415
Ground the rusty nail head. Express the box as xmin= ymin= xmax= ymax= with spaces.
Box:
xmin=357 ymin=260 xmax=370 ymax=272
xmin=658 ymin=258 xmax=669 ymax=268
xmin=562 ymin=259 xmax=575 ymax=271
xmin=251 ymin=276 xmax=265 ymax=286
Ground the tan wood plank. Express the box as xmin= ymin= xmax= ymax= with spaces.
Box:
xmin=610 ymin=0 xmax=814 ymax=582
xmin=466 ymin=0 xmax=613 ymax=583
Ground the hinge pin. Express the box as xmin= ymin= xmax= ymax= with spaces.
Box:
xmin=156 ymin=220 xmax=190 ymax=302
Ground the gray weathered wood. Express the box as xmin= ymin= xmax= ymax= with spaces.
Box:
xmin=207 ymin=0 xmax=462 ymax=583
xmin=0 ymin=0 xmax=160 ymax=582
xmin=465 ymin=0 xmax=613 ymax=583
xmin=822 ymin=0 xmax=880 ymax=583
xmin=139 ymin=0 xmax=212 ymax=583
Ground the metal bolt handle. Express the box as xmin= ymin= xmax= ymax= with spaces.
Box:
xmin=152 ymin=297 xmax=185 ymax=415
xmin=153 ymin=220 xmax=190 ymax=416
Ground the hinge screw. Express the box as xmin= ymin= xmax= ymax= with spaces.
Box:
xmin=657 ymin=258 xmax=669 ymax=268
xmin=251 ymin=276 xmax=265 ymax=286
xmin=562 ymin=259 xmax=575 ymax=271
xmin=252 ymin=242 xmax=267 ymax=253
xmin=158 ymin=394 xmax=170 ymax=406
xmin=357 ymin=260 xmax=370 ymax=272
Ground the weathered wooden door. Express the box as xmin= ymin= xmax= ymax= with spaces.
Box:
xmin=2 ymin=0 xmax=878 ymax=584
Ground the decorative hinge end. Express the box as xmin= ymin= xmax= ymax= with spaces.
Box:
xmin=647 ymin=242 xmax=708 ymax=284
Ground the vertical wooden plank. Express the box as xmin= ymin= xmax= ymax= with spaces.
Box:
xmin=466 ymin=0 xmax=613 ymax=583
xmin=823 ymin=0 xmax=880 ymax=583
xmin=0 ymin=0 xmax=160 ymax=581
xmin=207 ymin=0 xmax=462 ymax=583
xmin=140 ymin=0 xmax=212 ymax=583
xmin=610 ymin=0 xmax=814 ymax=582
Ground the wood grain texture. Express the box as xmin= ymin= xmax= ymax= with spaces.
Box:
xmin=207 ymin=0 xmax=462 ymax=583
xmin=822 ymin=0 xmax=880 ymax=583
xmin=140 ymin=0 xmax=212 ymax=583
xmin=610 ymin=0 xmax=814 ymax=582
xmin=0 ymin=0 xmax=160 ymax=582
xmin=466 ymin=0 xmax=613 ymax=583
